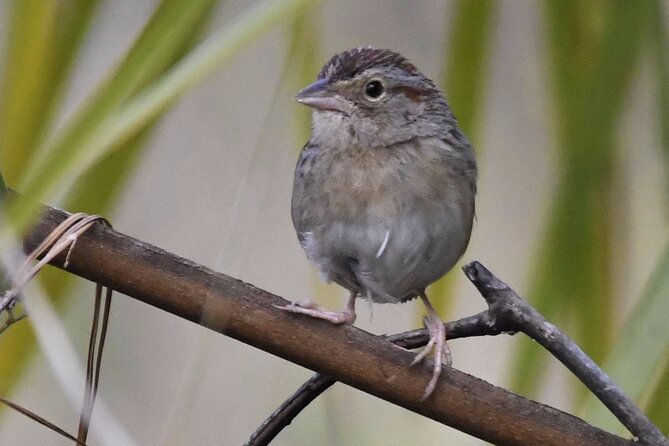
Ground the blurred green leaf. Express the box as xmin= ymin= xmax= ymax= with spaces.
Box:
xmin=511 ymin=0 xmax=652 ymax=397
xmin=652 ymin=0 xmax=669 ymax=208
xmin=581 ymin=241 xmax=669 ymax=433
xmin=0 ymin=0 xmax=58 ymax=184
xmin=4 ymin=0 xmax=320 ymax=241
xmin=287 ymin=6 xmax=321 ymax=144
xmin=17 ymin=0 xmax=221 ymax=195
xmin=431 ymin=0 xmax=497 ymax=319
xmin=443 ymin=0 xmax=496 ymax=142
xmin=0 ymin=0 xmax=100 ymax=186
xmin=61 ymin=0 xmax=218 ymax=217
xmin=646 ymin=358 xmax=669 ymax=435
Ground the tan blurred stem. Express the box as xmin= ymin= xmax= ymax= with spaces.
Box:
xmin=20 ymin=203 xmax=642 ymax=446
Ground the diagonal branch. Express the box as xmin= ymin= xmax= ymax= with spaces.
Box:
xmin=463 ymin=262 xmax=668 ymax=446
xmin=23 ymin=205 xmax=636 ymax=446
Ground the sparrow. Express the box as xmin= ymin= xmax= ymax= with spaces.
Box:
xmin=278 ymin=47 xmax=477 ymax=400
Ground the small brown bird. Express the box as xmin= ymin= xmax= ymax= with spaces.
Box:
xmin=278 ymin=47 xmax=477 ymax=399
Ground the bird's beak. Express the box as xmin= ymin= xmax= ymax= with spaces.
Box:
xmin=295 ymin=79 xmax=346 ymax=112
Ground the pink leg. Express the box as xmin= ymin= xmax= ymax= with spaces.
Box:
xmin=275 ymin=290 xmax=357 ymax=324
xmin=410 ymin=292 xmax=451 ymax=400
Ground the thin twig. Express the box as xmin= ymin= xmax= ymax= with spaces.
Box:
xmin=244 ymin=374 xmax=335 ymax=446
xmin=463 ymin=261 xmax=668 ymax=446
xmin=78 ymin=284 xmax=113 ymax=443
xmin=0 ymin=397 xmax=87 ymax=445
xmin=78 ymin=284 xmax=101 ymax=443
xmin=0 ymin=300 xmax=27 ymax=335
xmin=95 ymin=286 xmax=113 ymax=399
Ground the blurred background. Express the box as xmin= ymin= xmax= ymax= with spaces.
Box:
xmin=0 ymin=0 xmax=667 ymax=444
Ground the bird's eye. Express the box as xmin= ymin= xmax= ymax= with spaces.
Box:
xmin=363 ymin=79 xmax=385 ymax=100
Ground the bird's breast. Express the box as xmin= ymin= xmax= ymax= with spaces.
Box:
xmin=322 ymin=150 xmax=397 ymax=217
xmin=316 ymin=141 xmax=451 ymax=220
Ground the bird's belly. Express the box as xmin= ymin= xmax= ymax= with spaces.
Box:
xmin=306 ymin=204 xmax=471 ymax=304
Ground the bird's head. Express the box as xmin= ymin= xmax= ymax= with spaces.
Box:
xmin=296 ymin=47 xmax=454 ymax=148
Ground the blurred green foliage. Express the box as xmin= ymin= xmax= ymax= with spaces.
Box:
xmin=443 ymin=0 xmax=496 ymax=142
xmin=0 ymin=0 xmax=318 ymax=396
xmin=511 ymin=0 xmax=658 ymax=400
xmin=506 ymin=0 xmax=669 ymax=435
xmin=287 ymin=7 xmax=322 ymax=144
xmin=3 ymin=0 xmax=318 ymax=238
xmin=0 ymin=0 xmax=220 ymax=396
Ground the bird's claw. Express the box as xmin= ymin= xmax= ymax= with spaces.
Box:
xmin=411 ymin=312 xmax=451 ymax=400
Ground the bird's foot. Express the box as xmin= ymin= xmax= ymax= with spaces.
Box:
xmin=274 ymin=302 xmax=356 ymax=324
xmin=411 ymin=295 xmax=452 ymax=400
xmin=274 ymin=291 xmax=357 ymax=325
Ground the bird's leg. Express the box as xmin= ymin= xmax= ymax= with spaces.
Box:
xmin=410 ymin=291 xmax=452 ymax=400
xmin=275 ymin=290 xmax=357 ymax=324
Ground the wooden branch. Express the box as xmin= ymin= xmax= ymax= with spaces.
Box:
xmin=23 ymin=205 xmax=635 ymax=446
